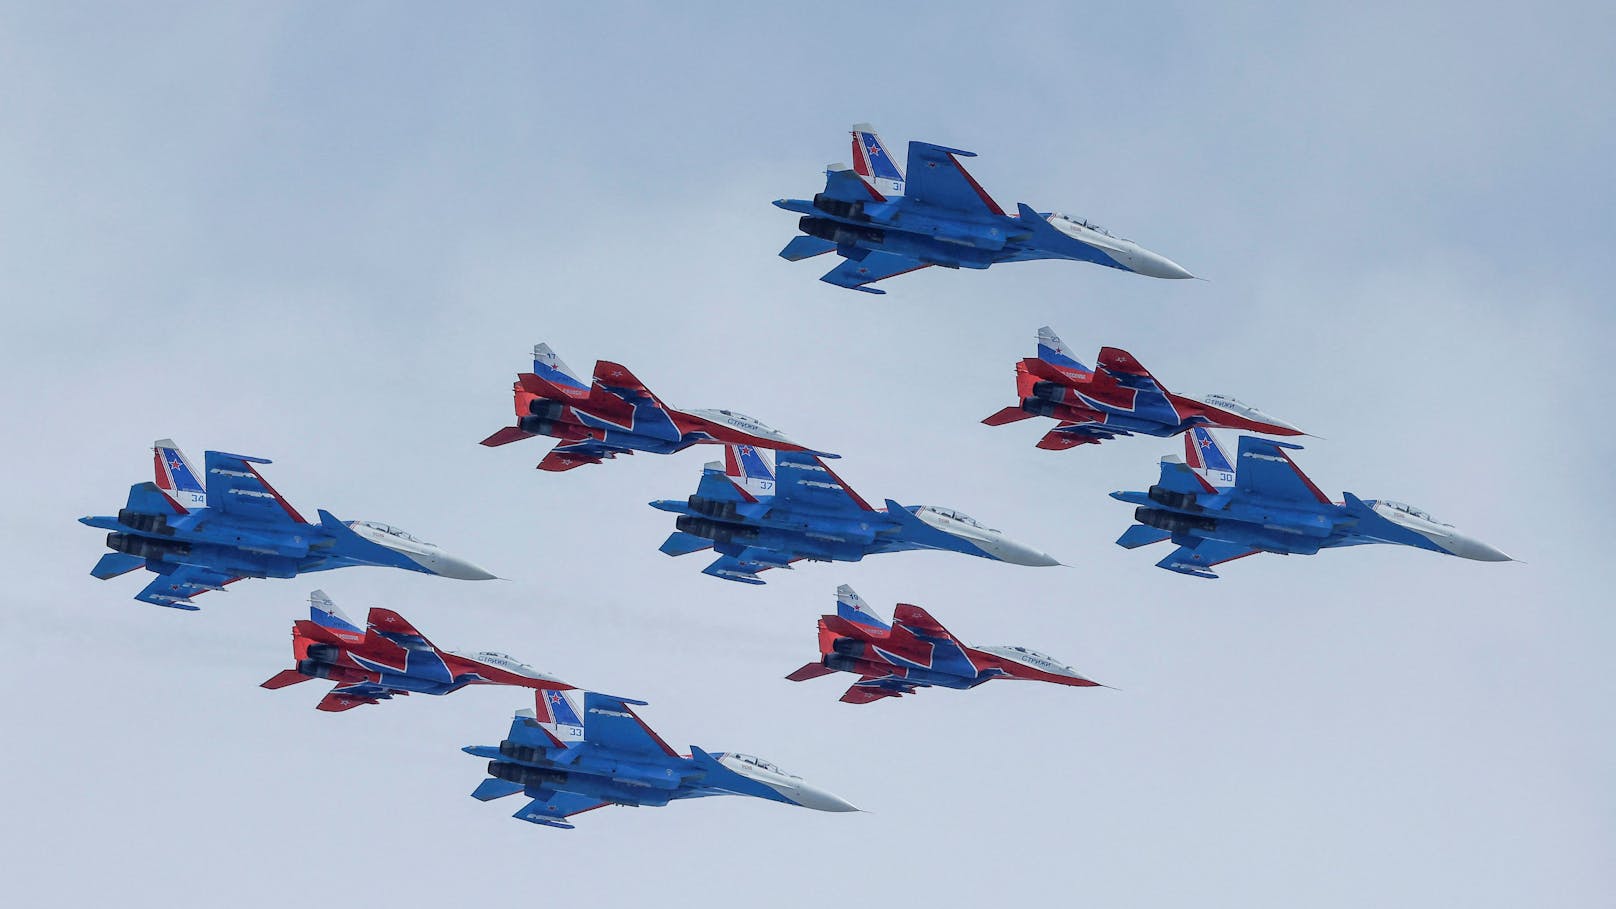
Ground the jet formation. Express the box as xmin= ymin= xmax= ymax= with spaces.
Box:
xmin=787 ymin=585 xmax=1100 ymax=703
xmin=651 ymin=444 xmax=1059 ymax=584
xmin=775 ymin=124 xmax=1193 ymax=293
xmin=80 ymin=441 xmax=494 ymax=609
xmin=482 ymin=343 xmax=826 ymax=471
xmin=1112 ymin=428 xmax=1514 ymax=577
xmin=261 ymin=591 xmax=572 ymax=711
xmin=463 ymin=690 xmax=857 ymax=829
xmin=984 ymin=326 xmax=1304 ymax=449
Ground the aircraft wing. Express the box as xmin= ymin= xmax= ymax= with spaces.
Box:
xmin=365 ymin=607 xmax=435 ymax=650
xmin=579 ymin=693 xmax=678 ymax=758
xmin=134 ymin=566 xmax=240 ymax=610
xmin=1037 ymin=421 xmax=1126 ymax=449
xmin=841 ymin=675 xmax=918 ymax=704
xmin=902 ymin=141 xmax=1006 ymax=216
xmin=772 ymin=452 xmax=876 ymax=515
xmin=819 ymin=252 xmax=931 ymax=294
xmin=700 ymin=549 xmax=798 ymax=585
xmin=1095 ymin=347 xmax=1165 ymax=391
xmin=316 ymin=681 xmax=397 ymax=712
xmin=536 ymin=440 xmax=634 ymax=472
xmin=891 ymin=603 xmax=955 ymax=641
xmin=202 ymin=451 xmax=308 ymax=525
xmin=1233 ymin=437 xmax=1331 ymax=505
xmin=512 ymin=791 xmax=611 ymax=829
xmin=1156 ymin=539 xmax=1263 ymax=578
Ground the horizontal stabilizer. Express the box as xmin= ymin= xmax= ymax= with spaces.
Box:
xmin=260 ymin=669 xmax=312 ymax=690
xmin=787 ymin=662 xmax=836 ymax=682
xmin=821 ymin=165 xmax=885 ymax=203
xmin=659 ymin=531 xmax=714 ymax=557
xmin=472 ymin=779 xmax=524 ymax=802
xmin=780 ymin=235 xmax=838 ymax=261
xmin=123 ymin=481 xmax=187 ymax=517
xmin=91 ymin=552 xmax=145 ymax=579
xmin=480 ymin=426 xmax=536 ymax=448
xmin=1116 ymin=524 xmax=1173 ymax=549
xmin=982 ymin=406 xmax=1035 ymax=426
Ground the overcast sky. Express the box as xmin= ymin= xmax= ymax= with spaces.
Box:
xmin=2 ymin=2 xmax=1612 ymax=906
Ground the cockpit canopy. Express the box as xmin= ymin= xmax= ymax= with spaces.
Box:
xmin=1050 ymin=212 xmax=1123 ymax=240
xmin=726 ymin=753 xmax=800 ymax=779
xmin=917 ymin=505 xmax=995 ymax=531
xmin=351 ymin=521 xmax=430 ymax=545
xmin=1373 ymin=500 xmax=1450 ymax=526
xmin=980 ymin=644 xmax=1077 ymax=674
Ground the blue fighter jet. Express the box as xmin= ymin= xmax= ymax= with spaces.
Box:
xmin=81 ymin=440 xmax=495 ymax=609
xmin=1111 ymin=429 xmax=1513 ymax=578
xmin=464 ymin=690 xmax=858 ymax=829
xmin=774 ymin=124 xmax=1194 ymax=293
xmin=651 ymin=444 xmax=1060 ymax=584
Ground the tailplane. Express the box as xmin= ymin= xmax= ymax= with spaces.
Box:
xmin=153 ymin=439 xmax=206 ymax=511
xmin=851 ymin=123 xmax=905 ymax=196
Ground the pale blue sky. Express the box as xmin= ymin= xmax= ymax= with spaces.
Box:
xmin=2 ymin=3 xmax=1611 ymax=906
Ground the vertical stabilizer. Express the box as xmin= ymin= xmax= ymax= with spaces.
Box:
xmin=533 ymin=689 xmax=585 ymax=743
xmin=153 ymin=439 xmax=207 ymax=511
xmin=532 ymin=343 xmax=588 ymax=391
xmin=835 ymin=584 xmax=891 ymax=631
xmin=308 ymin=590 xmax=364 ymax=636
xmin=1185 ymin=428 xmax=1236 ymax=487
xmin=850 ymin=123 xmax=905 ymax=196
xmin=725 ymin=444 xmax=777 ymax=500
xmin=1035 ymin=327 xmax=1093 ymax=375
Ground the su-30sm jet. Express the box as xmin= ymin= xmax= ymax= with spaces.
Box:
xmin=775 ymin=124 xmax=1193 ymax=293
xmin=464 ymin=690 xmax=857 ymax=829
xmin=1111 ymin=428 xmax=1513 ymax=578
xmin=81 ymin=440 xmax=494 ymax=609
xmin=651 ymin=444 xmax=1060 ymax=584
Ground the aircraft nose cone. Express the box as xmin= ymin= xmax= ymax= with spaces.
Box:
xmin=790 ymin=784 xmax=859 ymax=813
xmin=424 ymin=552 xmax=498 ymax=580
xmin=1445 ymin=534 xmax=1513 ymax=562
xmin=991 ymin=539 xmax=1062 ymax=567
xmin=1131 ymin=249 xmax=1195 ymax=279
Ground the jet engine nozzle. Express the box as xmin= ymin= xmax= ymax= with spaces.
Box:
xmin=830 ymin=637 xmax=867 ymax=658
xmin=526 ymin=399 xmax=567 ymax=420
xmin=489 ymin=761 xmax=568 ymax=788
xmin=117 ymin=509 xmax=174 ymax=536
xmin=799 ymin=216 xmax=884 ymax=246
xmin=517 ymin=415 xmax=561 ymax=435
xmin=823 ymin=654 xmax=863 ymax=673
xmin=498 ymin=740 xmax=546 ymax=765
xmin=1135 ymin=506 xmax=1217 ymax=534
xmin=304 ymin=643 xmax=340 ymax=664
xmin=1030 ymin=380 xmax=1063 ymax=401
xmin=105 ymin=532 xmax=190 ymax=562
xmin=1147 ymin=485 xmax=1200 ymax=511
xmin=675 ymin=515 xmax=756 ymax=546
xmin=812 ymin=193 xmax=867 ymax=221
xmin=687 ymin=496 xmax=739 ymax=520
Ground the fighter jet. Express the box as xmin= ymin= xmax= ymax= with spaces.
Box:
xmin=651 ymin=444 xmax=1060 ymax=584
xmin=1111 ymin=428 xmax=1513 ymax=578
xmin=481 ymin=343 xmax=829 ymax=471
xmin=261 ymin=590 xmax=571 ymax=711
xmin=984 ymin=326 xmax=1305 ymax=449
xmin=81 ymin=440 xmax=495 ymax=609
xmin=463 ymin=690 xmax=858 ymax=829
xmin=786 ymin=585 xmax=1101 ymax=704
xmin=774 ymin=124 xmax=1194 ymax=293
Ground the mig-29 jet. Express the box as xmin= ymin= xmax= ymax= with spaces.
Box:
xmin=261 ymin=590 xmax=572 ymax=712
xmin=787 ymin=585 xmax=1101 ymax=704
xmin=1111 ymin=428 xmax=1513 ymax=578
xmin=774 ymin=124 xmax=1194 ymax=293
xmin=984 ymin=326 xmax=1305 ymax=450
xmin=463 ymin=690 xmax=857 ymax=829
xmin=482 ymin=343 xmax=828 ymax=471
xmin=81 ymin=440 xmax=495 ymax=609
xmin=651 ymin=444 xmax=1060 ymax=584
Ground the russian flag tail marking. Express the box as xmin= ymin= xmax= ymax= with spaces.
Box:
xmin=835 ymin=584 xmax=891 ymax=631
xmin=1034 ymin=326 xmax=1093 ymax=375
xmin=850 ymin=123 xmax=905 ymax=196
